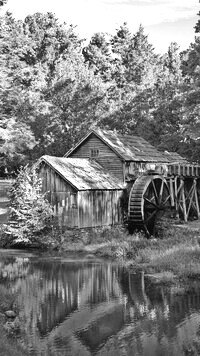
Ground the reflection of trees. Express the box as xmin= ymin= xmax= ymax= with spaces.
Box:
xmin=0 ymin=257 xmax=30 ymax=281
xmin=1 ymin=255 xmax=200 ymax=355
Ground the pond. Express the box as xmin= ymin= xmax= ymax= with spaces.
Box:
xmin=0 ymin=250 xmax=200 ymax=356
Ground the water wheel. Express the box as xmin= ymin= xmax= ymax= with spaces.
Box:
xmin=128 ymin=175 xmax=171 ymax=236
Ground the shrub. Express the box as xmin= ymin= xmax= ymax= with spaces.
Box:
xmin=2 ymin=165 xmax=55 ymax=247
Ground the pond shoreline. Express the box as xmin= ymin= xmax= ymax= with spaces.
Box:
xmin=2 ymin=219 xmax=200 ymax=285
xmin=65 ymin=221 xmax=200 ymax=284
xmin=49 ymin=219 xmax=200 ymax=285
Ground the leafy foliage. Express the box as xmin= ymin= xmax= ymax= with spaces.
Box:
xmin=3 ymin=166 xmax=55 ymax=246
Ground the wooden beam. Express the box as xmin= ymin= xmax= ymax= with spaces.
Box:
xmin=175 ymin=178 xmax=187 ymax=221
xmin=174 ymin=176 xmax=179 ymax=218
xmin=169 ymin=177 xmax=175 ymax=207
xmin=194 ymin=178 xmax=200 ymax=219
xmin=186 ymin=185 xmax=195 ymax=220
xmin=181 ymin=179 xmax=187 ymax=221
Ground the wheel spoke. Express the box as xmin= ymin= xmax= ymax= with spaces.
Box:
xmin=145 ymin=210 xmax=157 ymax=223
xmin=161 ymin=194 xmax=171 ymax=208
xmin=159 ymin=180 xmax=164 ymax=203
xmin=152 ymin=179 xmax=158 ymax=203
xmin=144 ymin=196 xmax=158 ymax=209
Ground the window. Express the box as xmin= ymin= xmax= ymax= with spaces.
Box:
xmin=90 ymin=149 xmax=99 ymax=158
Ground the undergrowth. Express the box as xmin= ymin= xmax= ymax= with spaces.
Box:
xmin=60 ymin=220 xmax=200 ymax=282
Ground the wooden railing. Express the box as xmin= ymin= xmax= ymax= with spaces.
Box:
xmin=167 ymin=164 xmax=200 ymax=177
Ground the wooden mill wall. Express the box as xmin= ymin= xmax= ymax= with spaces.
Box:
xmin=125 ymin=162 xmax=168 ymax=181
xmin=68 ymin=133 xmax=124 ymax=182
xmin=77 ymin=190 xmax=123 ymax=228
xmin=39 ymin=163 xmax=123 ymax=228
xmin=39 ymin=163 xmax=78 ymax=227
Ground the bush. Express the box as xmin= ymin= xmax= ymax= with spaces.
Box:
xmin=2 ymin=165 xmax=56 ymax=247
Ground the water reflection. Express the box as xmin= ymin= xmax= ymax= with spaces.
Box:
xmin=1 ymin=252 xmax=200 ymax=355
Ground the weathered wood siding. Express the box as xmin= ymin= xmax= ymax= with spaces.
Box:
xmin=0 ymin=180 xmax=12 ymax=224
xmin=39 ymin=163 xmax=75 ymax=193
xmin=39 ymin=163 xmax=78 ymax=227
xmin=78 ymin=190 xmax=123 ymax=228
xmin=69 ymin=133 xmax=124 ymax=182
xmin=125 ymin=162 xmax=168 ymax=181
xmin=125 ymin=162 xmax=200 ymax=181
xmin=39 ymin=163 xmax=123 ymax=228
xmin=47 ymin=191 xmax=78 ymax=227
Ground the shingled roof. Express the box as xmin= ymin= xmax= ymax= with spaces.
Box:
xmin=65 ymin=129 xmax=171 ymax=163
xmin=38 ymin=155 xmax=124 ymax=190
xmin=162 ymin=151 xmax=188 ymax=164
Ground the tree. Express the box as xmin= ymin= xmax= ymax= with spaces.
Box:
xmin=82 ymin=32 xmax=112 ymax=81
xmin=194 ymin=11 xmax=200 ymax=33
xmin=110 ymin=24 xmax=159 ymax=92
xmin=41 ymin=50 xmax=107 ymax=155
xmin=3 ymin=166 xmax=55 ymax=246
xmin=0 ymin=12 xmax=88 ymax=172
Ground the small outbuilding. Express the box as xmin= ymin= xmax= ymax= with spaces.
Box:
xmin=37 ymin=155 xmax=124 ymax=228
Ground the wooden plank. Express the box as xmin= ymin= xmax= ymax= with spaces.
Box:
xmin=169 ymin=178 xmax=175 ymax=207
xmin=174 ymin=177 xmax=179 ymax=218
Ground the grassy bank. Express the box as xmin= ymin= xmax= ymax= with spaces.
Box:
xmin=60 ymin=220 xmax=200 ymax=283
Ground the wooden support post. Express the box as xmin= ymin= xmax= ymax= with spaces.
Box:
xmin=192 ymin=166 xmax=194 ymax=176
xmin=169 ymin=177 xmax=175 ymax=207
xmin=194 ymin=178 xmax=200 ymax=219
xmin=174 ymin=176 xmax=179 ymax=218
xmin=183 ymin=165 xmax=186 ymax=176
xmin=181 ymin=178 xmax=187 ymax=222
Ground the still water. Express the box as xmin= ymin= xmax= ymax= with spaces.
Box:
xmin=1 ymin=250 xmax=200 ymax=356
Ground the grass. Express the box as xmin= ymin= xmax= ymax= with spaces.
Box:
xmin=59 ymin=220 xmax=200 ymax=283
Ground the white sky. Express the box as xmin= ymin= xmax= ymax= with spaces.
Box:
xmin=2 ymin=0 xmax=199 ymax=53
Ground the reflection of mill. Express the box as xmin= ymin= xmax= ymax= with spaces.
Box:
xmin=31 ymin=267 xmax=158 ymax=354
xmin=128 ymin=271 xmax=149 ymax=305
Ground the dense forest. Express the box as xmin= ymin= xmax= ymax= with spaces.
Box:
xmin=1 ymin=2 xmax=200 ymax=176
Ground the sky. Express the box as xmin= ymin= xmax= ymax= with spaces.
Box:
xmin=2 ymin=0 xmax=200 ymax=53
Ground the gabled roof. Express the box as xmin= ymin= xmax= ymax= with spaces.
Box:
xmin=65 ymin=128 xmax=170 ymax=163
xmin=38 ymin=155 xmax=124 ymax=191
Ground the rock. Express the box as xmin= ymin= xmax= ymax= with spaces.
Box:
xmin=4 ymin=310 xmax=16 ymax=318
xmin=12 ymin=316 xmax=20 ymax=330
xmin=3 ymin=318 xmax=20 ymax=334
xmin=0 ymin=312 xmax=6 ymax=323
